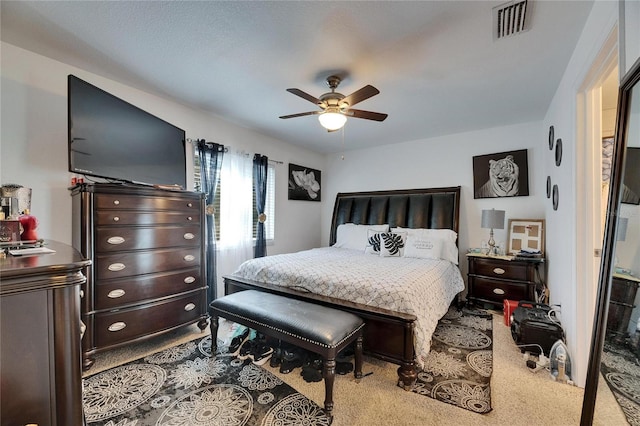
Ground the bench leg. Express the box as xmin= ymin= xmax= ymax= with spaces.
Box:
xmin=354 ymin=334 xmax=363 ymax=379
xmin=323 ymin=358 xmax=336 ymax=418
xmin=209 ymin=315 xmax=219 ymax=356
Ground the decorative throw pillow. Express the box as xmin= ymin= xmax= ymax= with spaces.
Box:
xmin=404 ymin=234 xmax=444 ymax=260
xmin=379 ymin=231 xmax=408 ymax=257
xmin=334 ymin=223 xmax=389 ymax=251
xmin=392 ymin=227 xmax=459 ymax=264
xmin=365 ymin=229 xmax=384 ymax=254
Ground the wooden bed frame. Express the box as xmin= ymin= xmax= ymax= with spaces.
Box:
xmin=223 ymin=186 xmax=461 ymax=389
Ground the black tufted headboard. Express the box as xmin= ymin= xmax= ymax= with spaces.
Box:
xmin=329 ymin=186 xmax=461 ymax=246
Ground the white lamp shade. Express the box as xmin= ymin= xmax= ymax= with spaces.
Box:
xmin=617 ymin=217 xmax=628 ymax=241
xmin=318 ymin=111 xmax=347 ymax=131
xmin=481 ymin=209 xmax=505 ymax=229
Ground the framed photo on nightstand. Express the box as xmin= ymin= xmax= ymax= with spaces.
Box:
xmin=507 ymin=219 xmax=545 ymax=255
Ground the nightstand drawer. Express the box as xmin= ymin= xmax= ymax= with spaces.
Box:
xmin=469 ymin=258 xmax=529 ymax=281
xmin=471 ymin=277 xmax=531 ymax=303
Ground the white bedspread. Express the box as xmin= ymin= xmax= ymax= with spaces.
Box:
xmin=232 ymin=247 xmax=465 ymax=368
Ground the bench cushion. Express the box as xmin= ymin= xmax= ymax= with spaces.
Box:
xmin=210 ymin=290 xmax=364 ymax=349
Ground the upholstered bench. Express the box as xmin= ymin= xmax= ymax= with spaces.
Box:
xmin=209 ymin=290 xmax=364 ymax=418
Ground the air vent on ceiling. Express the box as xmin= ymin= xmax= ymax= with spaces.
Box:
xmin=494 ymin=0 xmax=529 ymax=40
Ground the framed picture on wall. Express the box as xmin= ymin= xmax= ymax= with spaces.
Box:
xmin=288 ymin=163 xmax=321 ymax=201
xmin=473 ymin=149 xmax=529 ymax=199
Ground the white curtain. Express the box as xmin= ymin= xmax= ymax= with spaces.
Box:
xmin=216 ymin=151 xmax=254 ymax=295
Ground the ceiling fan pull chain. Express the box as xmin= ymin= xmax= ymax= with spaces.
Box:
xmin=341 ymin=126 xmax=344 ymax=160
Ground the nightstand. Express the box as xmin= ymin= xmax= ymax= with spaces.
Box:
xmin=467 ymin=253 xmax=545 ymax=309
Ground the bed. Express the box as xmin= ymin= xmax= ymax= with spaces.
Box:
xmin=223 ymin=186 xmax=463 ymax=388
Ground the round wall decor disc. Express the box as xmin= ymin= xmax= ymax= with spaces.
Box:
xmin=555 ymin=139 xmax=563 ymax=166
xmin=549 ymin=126 xmax=555 ymax=150
xmin=552 ymin=184 xmax=559 ymax=210
xmin=547 ymin=176 xmax=551 ymax=198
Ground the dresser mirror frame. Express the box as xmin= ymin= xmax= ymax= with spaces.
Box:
xmin=581 ymin=56 xmax=640 ymax=424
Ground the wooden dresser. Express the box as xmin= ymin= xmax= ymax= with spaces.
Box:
xmin=71 ymin=183 xmax=208 ymax=370
xmin=607 ymin=273 xmax=640 ymax=338
xmin=467 ymin=254 xmax=545 ymax=308
xmin=0 ymin=240 xmax=91 ymax=426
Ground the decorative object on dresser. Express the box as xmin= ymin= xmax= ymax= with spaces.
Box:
xmin=467 ymin=253 xmax=546 ymax=308
xmin=0 ymin=240 xmax=91 ymax=425
xmin=481 ymin=208 xmax=505 ymax=256
xmin=71 ymin=183 xmax=208 ymax=371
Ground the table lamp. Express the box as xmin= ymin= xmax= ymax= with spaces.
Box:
xmin=481 ymin=208 xmax=505 ymax=256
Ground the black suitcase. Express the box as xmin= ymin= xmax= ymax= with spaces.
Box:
xmin=510 ymin=301 xmax=565 ymax=356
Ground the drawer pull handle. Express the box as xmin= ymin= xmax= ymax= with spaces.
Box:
xmin=113 ymin=216 xmax=120 ymax=222
xmin=493 ymin=288 xmax=506 ymax=295
xmin=184 ymin=303 xmax=196 ymax=311
xmin=493 ymin=268 xmax=506 ymax=275
xmin=108 ymin=263 xmax=126 ymax=272
xmin=108 ymin=289 xmax=126 ymax=298
xmin=107 ymin=236 xmax=125 ymax=245
xmin=187 ymin=202 xmax=193 ymax=208
xmin=184 ymin=254 xmax=195 ymax=262
xmin=184 ymin=276 xmax=196 ymax=284
xmin=108 ymin=322 xmax=126 ymax=332
xmin=187 ymin=216 xmax=193 ymax=221
xmin=113 ymin=200 xmax=120 ymax=205
xmin=184 ymin=233 xmax=195 ymax=240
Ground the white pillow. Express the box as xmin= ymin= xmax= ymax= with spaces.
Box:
xmin=404 ymin=234 xmax=444 ymax=260
xmin=392 ymin=227 xmax=459 ymax=264
xmin=379 ymin=231 xmax=408 ymax=257
xmin=334 ymin=223 xmax=389 ymax=250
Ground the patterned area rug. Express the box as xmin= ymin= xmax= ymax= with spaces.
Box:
xmin=82 ymin=335 xmax=331 ymax=425
xmin=601 ymin=338 xmax=640 ymax=425
xmin=412 ymin=306 xmax=493 ymax=414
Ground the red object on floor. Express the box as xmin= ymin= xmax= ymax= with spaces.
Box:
xmin=504 ymin=299 xmax=518 ymax=326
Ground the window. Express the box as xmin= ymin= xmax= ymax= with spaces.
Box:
xmin=194 ymin=153 xmax=275 ymax=242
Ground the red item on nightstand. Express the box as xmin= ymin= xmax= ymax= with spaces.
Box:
xmin=504 ymin=299 xmax=519 ymax=326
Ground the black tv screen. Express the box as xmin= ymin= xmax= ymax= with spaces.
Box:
xmin=68 ymin=75 xmax=186 ymax=188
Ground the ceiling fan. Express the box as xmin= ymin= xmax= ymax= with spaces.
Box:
xmin=279 ymin=75 xmax=388 ymax=131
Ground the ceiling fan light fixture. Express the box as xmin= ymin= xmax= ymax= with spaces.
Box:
xmin=318 ymin=110 xmax=347 ymax=131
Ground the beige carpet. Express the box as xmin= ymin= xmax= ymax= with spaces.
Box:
xmin=84 ymin=314 xmax=628 ymax=426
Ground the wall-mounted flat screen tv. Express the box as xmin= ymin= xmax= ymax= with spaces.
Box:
xmin=68 ymin=75 xmax=186 ymax=188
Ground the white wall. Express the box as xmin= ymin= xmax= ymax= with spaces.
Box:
xmin=321 ymin=121 xmax=546 ymax=286
xmin=622 ymin=0 xmax=640 ymax=75
xmin=543 ymin=0 xmax=619 ymax=387
xmin=0 ymin=42 xmax=325 ymax=260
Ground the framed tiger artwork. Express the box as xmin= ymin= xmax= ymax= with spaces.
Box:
xmin=472 ymin=149 xmax=529 ymax=199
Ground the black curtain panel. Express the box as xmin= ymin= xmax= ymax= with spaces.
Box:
xmin=253 ymin=154 xmax=269 ymax=258
xmin=197 ymin=140 xmax=224 ymax=304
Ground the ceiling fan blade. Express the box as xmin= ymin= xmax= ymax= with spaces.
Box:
xmin=286 ymin=88 xmax=321 ymax=105
xmin=342 ymin=85 xmax=380 ymax=107
xmin=347 ymin=108 xmax=388 ymax=122
xmin=279 ymin=111 xmax=321 ymax=119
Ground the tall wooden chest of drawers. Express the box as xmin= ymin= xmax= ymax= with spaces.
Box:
xmin=606 ymin=273 xmax=640 ymax=337
xmin=71 ymin=183 xmax=208 ymax=370
xmin=467 ymin=254 xmax=545 ymax=308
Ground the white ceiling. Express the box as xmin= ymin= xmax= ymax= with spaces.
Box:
xmin=1 ymin=1 xmax=594 ymax=154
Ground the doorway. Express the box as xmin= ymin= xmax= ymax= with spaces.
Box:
xmin=574 ymin=27 xmax=618 ymax=387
